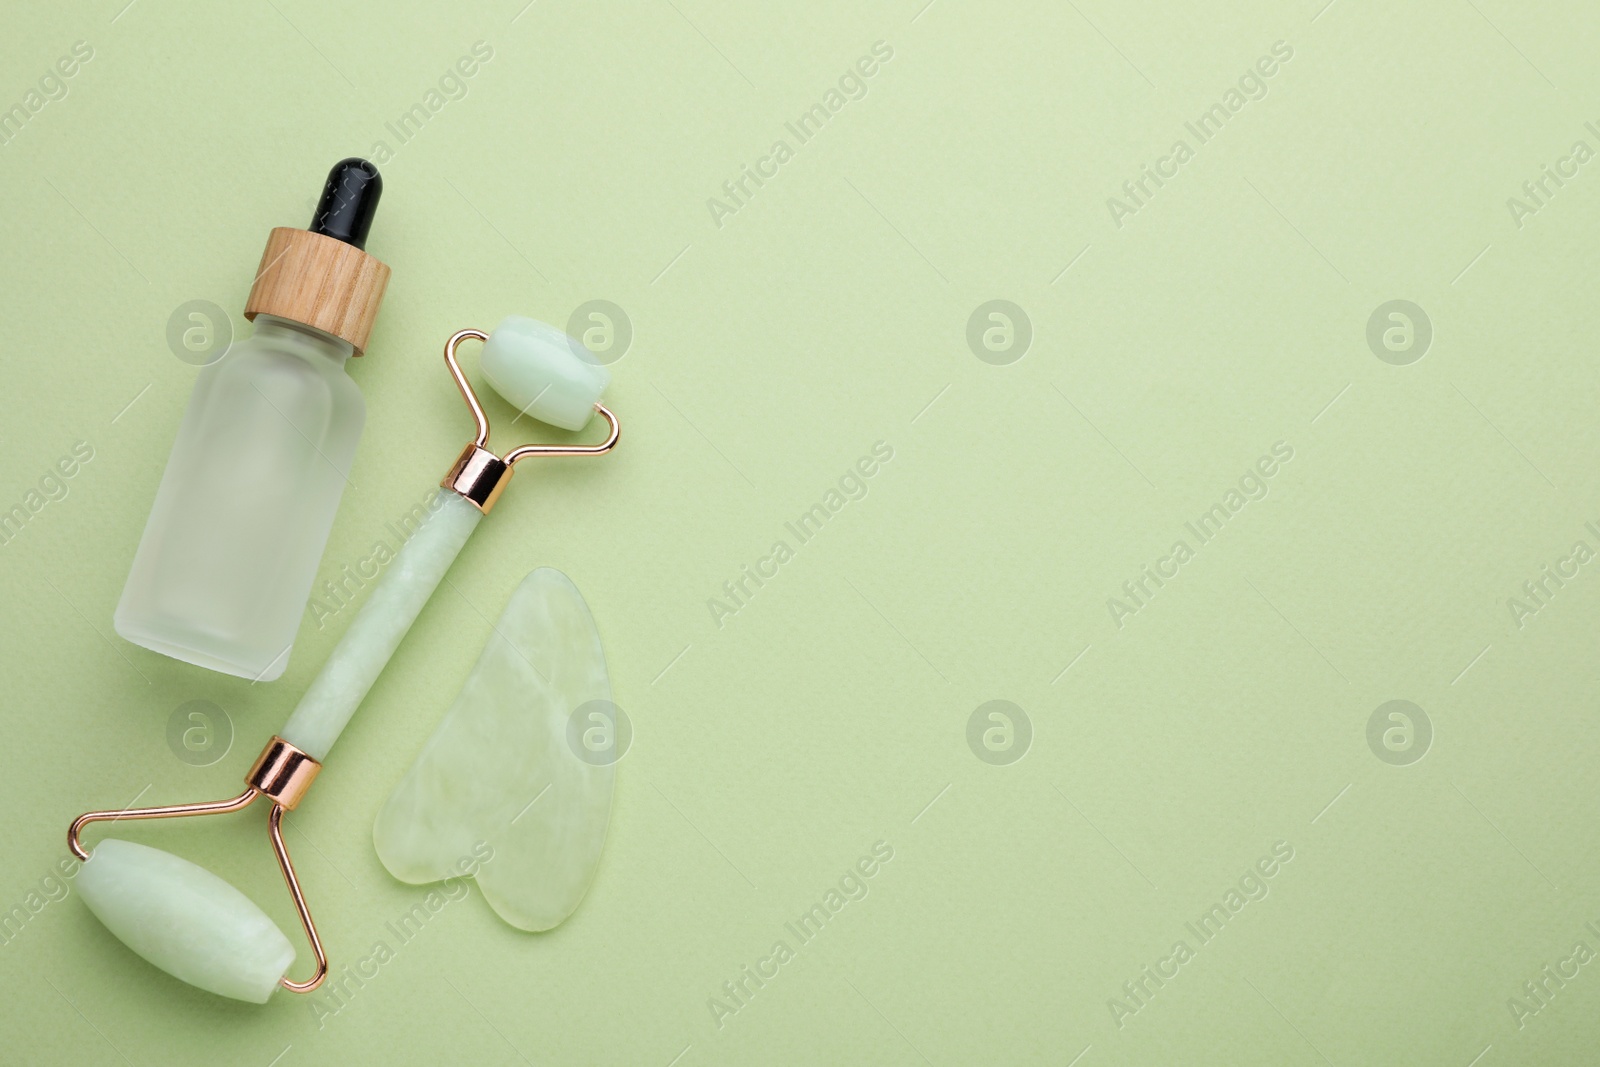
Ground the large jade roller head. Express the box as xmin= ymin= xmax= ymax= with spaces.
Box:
xmin=69 ymin=317 xmax=619 ymax=1003
xmin=69 ymin=740 xmax=324 ymax=1003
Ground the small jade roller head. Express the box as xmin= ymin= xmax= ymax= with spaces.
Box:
xmin=480 ymin=316 xmax=611 ymax=431
xmin=440 ymin=316 xmax=619 ymax=513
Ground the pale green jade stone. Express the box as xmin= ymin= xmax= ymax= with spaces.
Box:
xmin=75 ymin=839 xmax=294 ymax=1003
xmin=281 ymin=492 xmax=483 ymax=761
xmin=374 ymin=567 xmax=613 ymax=932
xmin=479 ymin=316 xmax=610 ymax=431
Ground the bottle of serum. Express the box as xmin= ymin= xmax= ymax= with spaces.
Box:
xmin=115 ymin=159 xmax=390 ymax=681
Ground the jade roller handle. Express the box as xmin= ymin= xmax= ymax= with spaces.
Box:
xmin=279 ymin=491 xmax=483 ymax=760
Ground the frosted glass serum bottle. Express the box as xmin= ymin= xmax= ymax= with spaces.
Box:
xmin=115 ymin=159 xmax=391 ymax=681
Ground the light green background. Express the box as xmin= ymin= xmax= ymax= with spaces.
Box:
xmin=3 ymin=0 xmax=1599 ymax=1063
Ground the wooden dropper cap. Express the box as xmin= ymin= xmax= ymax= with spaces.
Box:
xmin=244 ymin=159 xmax=391 ymax=354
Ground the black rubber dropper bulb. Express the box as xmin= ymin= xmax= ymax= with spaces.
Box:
xmin=309 ymin=158 xmax=382 ymax=250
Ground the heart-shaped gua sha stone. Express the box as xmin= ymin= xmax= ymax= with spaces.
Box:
xmin=374 ymin=567 xmax=615 ymax=931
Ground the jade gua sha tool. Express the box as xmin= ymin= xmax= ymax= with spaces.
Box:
xmin=67 ymin=317 xmax=619 ymax=1003
xmin=374 ymin=565 xmax=614 ymax=933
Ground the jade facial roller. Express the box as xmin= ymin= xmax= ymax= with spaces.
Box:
xmin=68 ymin=317 xmax=618 ymax=1003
